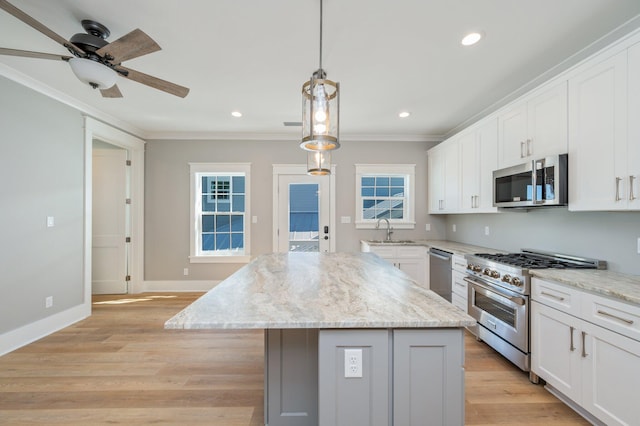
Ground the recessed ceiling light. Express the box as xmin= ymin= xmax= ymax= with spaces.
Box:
xmin=398 ymin=111 xmax=411 ymax=118
xmin=461 ymin=32 xmax=482 ymax=46
xmin=231 ymin=111 xmax=242 ymax=118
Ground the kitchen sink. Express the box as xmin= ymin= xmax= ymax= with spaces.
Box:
xmin=366 ymin=240 xmax=417 ymax=244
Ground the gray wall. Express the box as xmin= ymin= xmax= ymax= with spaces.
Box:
xmin=144 ymin=139 xmax=444 ymax=281
xmin=0 ymin=76 xmax=85 ymax=334
xmin=445 ymin=209 xmax=640 ymax=275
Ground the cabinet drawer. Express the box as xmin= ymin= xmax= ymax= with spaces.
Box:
xmin=532 ymin=278 xmax=582 ymax=316
xmin=452 ymin=254 xmax=467 ymax=273
xmin=582 ymin=293 xmax=640 ymax=342
xmin=451 ymin=293 xmax=467 ymax=312
xmin=452 ymin=271 xmax=468 ymax=297
xmin=396 ymin=246 xmax=424 ymax=258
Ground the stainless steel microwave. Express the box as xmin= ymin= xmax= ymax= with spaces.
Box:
xmin=493 ymin=154 xmax=568 ymax=208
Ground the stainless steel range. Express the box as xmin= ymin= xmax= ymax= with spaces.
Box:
xmin=464 ymin=249 xmax=605 ymax=381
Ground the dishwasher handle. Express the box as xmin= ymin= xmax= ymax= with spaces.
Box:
xmin=429 ymin=248 xmax=453 ymax=261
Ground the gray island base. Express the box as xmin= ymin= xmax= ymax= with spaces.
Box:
xmin=165 ymin=252 xmax=475 ymax=426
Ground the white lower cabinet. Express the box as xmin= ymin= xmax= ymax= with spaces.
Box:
xmin=361 ymin=243 xmax=426 ymax=287
xmin=531 ymin=279 xmax=640 ymax=425
xmin=451 ymin=255 xmax=468 ymax=312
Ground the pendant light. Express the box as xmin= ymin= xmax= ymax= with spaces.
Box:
xmin=301 ymin=0 xmax=340 ymax=154
xmin=307 ymin=150 xmax=331 ymax=175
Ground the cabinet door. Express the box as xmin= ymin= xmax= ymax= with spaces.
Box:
xmin=531 ymin=301 xmax=582 ymax=403
xmin=568 ymin=51 xmax=628 ymax=211
xmin=476 ymin=117 xmax=498 ymax=212
xmin=428 ymin=147 xmax=445 ymax=213
xmin=581 ymin=320 xmax=640 ymax=426
xmin=498 ymin=101 xmax=528 ymax=168
xmin=628 ymin=42 xmax=640 ymax=209
xmin=443 ymin=140 xmax=460 ymax=212
xmin=527 ymin=81 xmax=568 ymax=159
xmin=459 ymin=131 xmax=478 ymax=212
xmin=396 ymin=258 xmax=422 ymax=284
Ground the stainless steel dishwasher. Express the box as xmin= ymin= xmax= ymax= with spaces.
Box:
xmin=429 ymin=247 xmax=453 ymax=302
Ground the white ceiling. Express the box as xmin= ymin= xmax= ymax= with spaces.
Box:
xmin=1 ymin=0 xmax=640 ymax=141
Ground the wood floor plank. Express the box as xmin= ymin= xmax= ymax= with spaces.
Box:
xmin=0 ymin=292 xmax=591 ymax=425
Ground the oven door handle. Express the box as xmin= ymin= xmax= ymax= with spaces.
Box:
xmin=464 ymin=276 xmax=526 ymax=306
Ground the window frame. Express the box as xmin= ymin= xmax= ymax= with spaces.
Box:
xmin=189 ymin=163 xmax=251 ymax=263
xmin=354 ymin=164 xmax=416 ymax=229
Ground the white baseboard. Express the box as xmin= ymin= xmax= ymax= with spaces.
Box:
xmin=136 ymin=280 xmax=220 ymax=293
xmin=0 ymin=303 xmax=90 ymax=356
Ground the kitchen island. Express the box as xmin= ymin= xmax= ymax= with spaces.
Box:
xmin=165 ymin=252 xmax=475 ymax=426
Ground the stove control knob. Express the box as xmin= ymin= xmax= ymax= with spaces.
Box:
xmin=473 ymin=265 xmax=482 ymax=272
xmin=512 ymin=277 xmax=523 ymax=287
xmin=483 ymin=268 xmax=491 ymax=276
xmin=490 ymin=270 xmax=500 ymax=279
xmin=502 ymin=274 xmax=512 ymax=284
xmin=466 ymin=264 xmax=472 ymax=270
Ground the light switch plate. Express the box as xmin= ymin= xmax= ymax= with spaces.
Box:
xmin=46 ymin=216 xmax=55 ymax=227
xmin=340 ymin=216 xmax=351 ymax=224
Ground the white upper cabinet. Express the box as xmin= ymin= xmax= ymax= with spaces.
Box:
xmin=628 ymin=41 xmax=640 ymax=209
xmin=568 ymin=49 xmax=634 ymax=211
xmin=459 ymin=117 xmax=498 ymax=213
xmin=498 ymin=81 xmax=568 ymax=169
xmin=428 ymin=140 xmax=459 ymax=213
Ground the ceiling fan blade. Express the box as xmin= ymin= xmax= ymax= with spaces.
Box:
xmin=96 ymin=28 xmax=161 ymax=63
xmin=0 ymin=47 xmax=72 ymax=61
xmin=100 ymin=84 xmax=123 ymax=98
xmin=116 ymin=65 xmax=189 ymax=98
xmin=0 ymin=0 xmax=84 ymax=56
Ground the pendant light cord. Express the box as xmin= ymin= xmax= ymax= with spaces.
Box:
xmin=319 ymin=0 xmax=323 ymax=73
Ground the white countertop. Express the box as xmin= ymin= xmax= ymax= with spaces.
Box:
xmin=531 ymin=269 xmax=640 ymax=306
xmin=165 ymin=252 xmax=476 ymax=330
xmin=361 ymin=239 xmax=502 ymax=256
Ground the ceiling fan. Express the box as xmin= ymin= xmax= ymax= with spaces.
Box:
xmin=0 ymin=0 xmax=189 ymax=98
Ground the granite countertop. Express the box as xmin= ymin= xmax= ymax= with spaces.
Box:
xmin=361 ymin=239 xmax=501 ymax=256
xmin=531 ymin=269 xmax=640 ymax=306
xmin=165 ymin=252 xmax=476 ymax=330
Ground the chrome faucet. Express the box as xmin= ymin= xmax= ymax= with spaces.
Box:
xmin=376 ymin=218 xmax=393 ymax=241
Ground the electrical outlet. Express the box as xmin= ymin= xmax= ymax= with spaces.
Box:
xmin=344 ymin=348 xmax=362 ymax=378
xmin=45 ymin=296 xmax=53 ymax=308
xmin=485 ymin=226 xmax=490 ymax=236
xmin=341 ymin=216 xmax=351 ymax=224
xmin=637 ymin=237 xmax=640 ymax=254
xmin=425 ymin=223 xmax=431 ymax=231
xmin=452 ymin=224 xmax=457 ymax=232
xmin=46 ymin=216 xmax=55 ymax=227
xmin=252 ymin=216 xmax=258 ymax=224
xmin=183 ymin=268 xmax=189 ymax=276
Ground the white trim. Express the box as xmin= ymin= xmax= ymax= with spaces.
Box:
xmin=135 ymin=280 xmax=220 ymax=293
xmin=84 ymin=117 xmax=146 ymax=301
xmin=0 ymin=304 xmax=90 ymax=356
xmin=189 ymin=255 xmax=251 ymax=264
xmin=145 ymin=130 xmax=441 ymax=142
xmin=272 ymin=164 xmax=337 ymax=253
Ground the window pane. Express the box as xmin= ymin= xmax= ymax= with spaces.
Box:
xmin=390 ymin=186 xmax=404 ymax=196
xmin=376 ymin=187 xmax=389 ymax=197
xmin=202 ymin=215 xmax=214 ymax=232
xmin=362 ymin=187 xmax=374 ymax=197
xmin=390 ymin=209 xmax=404 ymax=219
xmin=375 ymin=177 xmax=389 ymax=186
xmin=202 ymin=234 xmax=214 ymax=251
xmin=216 ymin=215 xmax=230 ymax=232
xmin=390 ymin=177 xmax=404 ymax=186
xmin=232 ymin=176 xmax=245 ymax=193
xmin=231 ymin=233 xmax=244 ymax=249
xmin=202 ymin=195 xmax=216 ymax=212
xmin=217 ymin=199 xmax=230 ymax=212
xmin=375 ymin=210 xmax=390 ymax=219
xmin=216 ymin=233 xmax=230 ymax=250
xmin=231 ymin=215 xmax=243 ymax=232
xmin=362 ymin=176 xmax=375 ymax=187
xmin=363 ymin=199 xmax=375 ymax=209
xmin=232 ymin=195 xmax=245 ymax=212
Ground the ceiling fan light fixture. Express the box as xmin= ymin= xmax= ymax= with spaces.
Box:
xmin=69 ymin=57 xmax=117 ymax=90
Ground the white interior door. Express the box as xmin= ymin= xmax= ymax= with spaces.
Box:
xmin=274 ymin=167 xmax=333 ymax=253
xmin=92 ymin=147 xmax=128 ymax=294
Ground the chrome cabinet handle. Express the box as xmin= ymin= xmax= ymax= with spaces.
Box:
xmin=630 ymin=176 xmax=637 ymax=201
xmin=597 ymin=309 xmax=634 ymax=325
xmin=540 ymin=291 xmax=565 ymax=301
xmin=581 ymin=331 xmax=588 ymax=358
xmin=526 ymin=139 xmax=532 ymax=156
xmin=520 ymin=141 xmax=526 ymax=158
xmin=615 ymin=177 xmax=623 ymax=201
xmin=569 ymin=326 xmax=575 ymax=352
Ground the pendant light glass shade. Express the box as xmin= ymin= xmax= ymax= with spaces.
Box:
xmin=301 ymin=70 xmax=340 ymax=151
xmin=307 ymin=150 xmax=331 ymax=175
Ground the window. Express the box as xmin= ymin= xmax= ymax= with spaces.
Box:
xmin=355 ymin=164 xmax=415 ymax=229
xmin=190 ymin=163 xmax=251 ymax=263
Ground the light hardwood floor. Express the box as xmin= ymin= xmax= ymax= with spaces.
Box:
xmin=0 ymin=293 xmax=589 ymax=425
